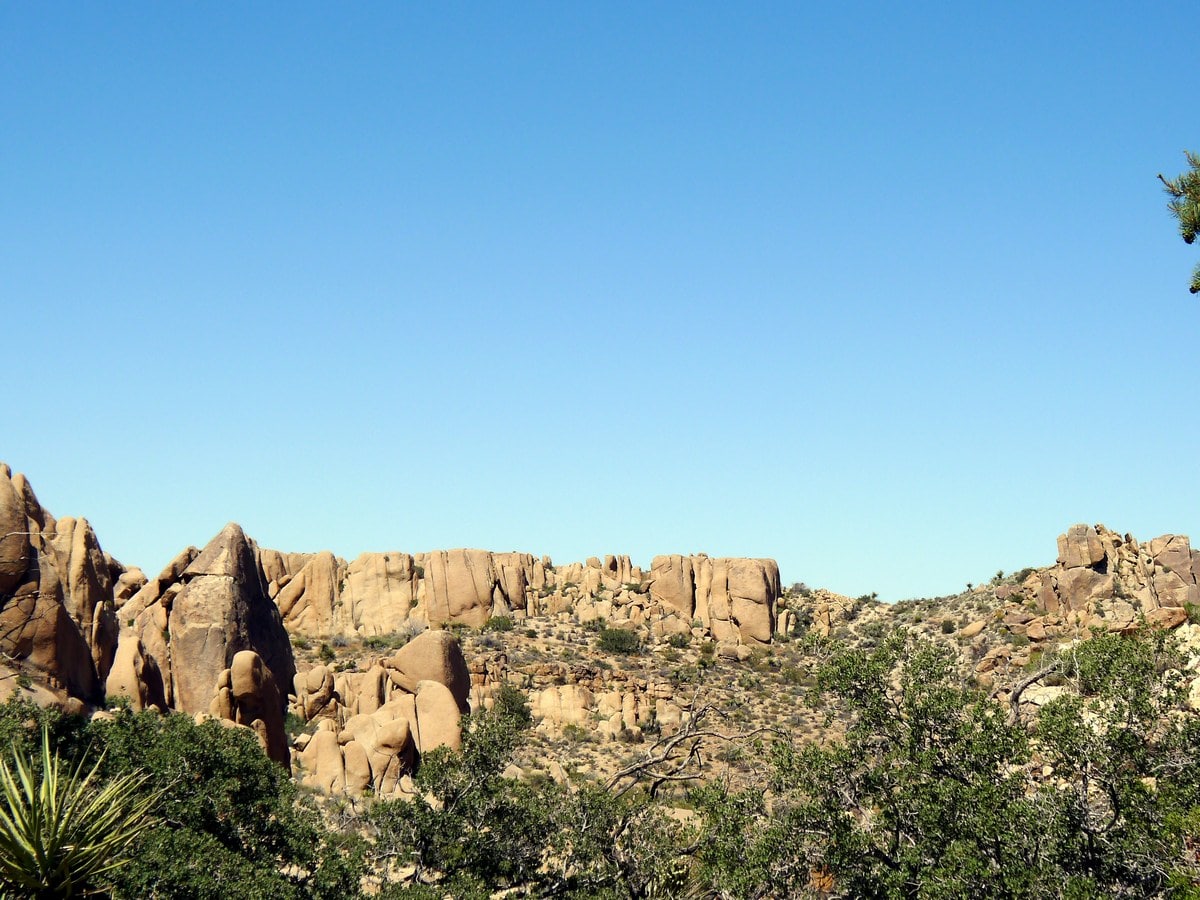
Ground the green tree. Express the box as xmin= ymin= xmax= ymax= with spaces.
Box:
xmin=597 ymin=628 xmax=641 ymax=655
xmin=689 ymin=628 xmax=1200 ymax=899
xmin=759 ymin=631 xmax=1048 ymax=898
xmin=369 ymin=685 xmax=688 ymax=898
xmin=1034 ymin=629 xmax=1200 ymax=896
xmin=1159 ymin=150 xmax=1200 ymax=293
xmin=83 ymin=709 xmax=364 ymax=900
xmin=369 ymin=690 xmax=551 ymax=897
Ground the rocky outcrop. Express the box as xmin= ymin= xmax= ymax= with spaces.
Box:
xmin=105 ymin=636 xmax=167 ymax=711
xmin=0 ymin=465 xmax=121 ymax=703
xmin=265 ymin=547 xmax=782 ymax=647
xmin=124 ymin=523 xmax=295 ymax=716
xmin=291 ymin=629 xmax=469 ymax=795
xmin=1018 ymin=524 xmax=1199 ymax=630
xmin=527 ymin=669 xmax=682 ymax=742
xmin=1 ymin=463 xmax=788 ymax=789
xmin=209 ymin=650 xmax=289 ymax=768
xmin=108 ymin=523 xmax=296 ymax=763
xmin=382 ymin=629 xmax=471 ymax=712
xmin=341 ymin=552 xmax=420 ymax=632
xmin=0 ymin=473 xmax=29 ymax=596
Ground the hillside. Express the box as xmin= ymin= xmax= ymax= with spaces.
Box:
xmin=3 ymin=462 xmax=1200 ymax=896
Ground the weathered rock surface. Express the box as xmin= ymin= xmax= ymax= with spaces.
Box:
xmin=131 ymin=523 xmax=295 ymax=715
xmin=1022 ymin=524 xmax=1200 ymax=628
xmin=265 ymin=546 xmax=781 ymax=648
xmin=290 ymin=630 xmax=471 ymax=795
xmin=209 ymin=650 xmax=289 ymax=768
xmin=0 ymin=465 xmax=120 ymax=702
xmin=110 ymin=523 xmax=296 ymax=762
xmin=383 ymin=629 xmax=471 ymax=712
xmin=105 ymin=635 xmax=166 ymax=711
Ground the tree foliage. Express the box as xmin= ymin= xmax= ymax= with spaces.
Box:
xmin=368 ymin=685 xmax=686 ymax=898
xmin=0 ymin=701 xmax=364 ymax=900
xmin=86 ymin=710 xmax=364 ymax=900
xmin=689 ymin=628 xmax=1200 ymax=898
xmin=0 ymin=624 xmax=1196 ymax=899
xmin=1160 ymin=150 xmax=1200 ymax=293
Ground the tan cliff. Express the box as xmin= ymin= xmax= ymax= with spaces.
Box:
xmin=0 ymin=463 xmax=782 ymax=793
xmin=7 ymin=461 xmax=1200 ymax=800
xmin=259 ymin=547 xmax=780 ymax=647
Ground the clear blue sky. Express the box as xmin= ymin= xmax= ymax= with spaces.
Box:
xmin=3 ymin=2 xmax=1197 ymax=600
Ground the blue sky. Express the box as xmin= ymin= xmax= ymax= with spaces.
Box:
xmin=3 ymin=2 xmax=1197 ymax=600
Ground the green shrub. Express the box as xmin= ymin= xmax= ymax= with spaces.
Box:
xmin=491 ymin=684 xmax=532 ymax=728
xmin=284 ymin=711 xmax=308 ymax=739
xmin=6 ymin=707 xmax=369 ymax=899
xmin=362 ymin=634 xmax=398 ymax=651
xmin=484 ymin=616 xmax=515 ymax=633
xmin=562 ymin=723 xmax=590 ymax=743
xmin=780 ymin=666 xmax=806 ymax=685
xmin=667 ymin=633 xmax=690 ymax=649
xmin=318 ymin=643 xmax=336 ymax=663
xmin=597 ymin=628 xmax=642 ymax=655
xmin=940 ymin=619 xmax=956 ymax=634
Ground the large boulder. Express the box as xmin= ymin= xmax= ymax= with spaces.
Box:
xmin=419 ymin=549 xmax=507 ymax=628
xmin=1057 ymin=524 xmax=1106 ymax=569
xmin=105 ymin=636 xmax=167 ymax=711
xmin=0 ymin=467 xmax=29 ymax=595
xmin=207 ymin=650 xmax=289 ymax=768
xmin=649 ymin=555 xmax=695 ymax=620
xmin=160 ymin=524 xmax=295 ymax=715
xmin=0 ymin=466 xmax=120 ymax=702
xmin=274 ymin=551 xmax=341 ymax=635
xmin=697 ymin=557 xmax=779 ymax=645
xmin=414 ymin=680 xmax=463 ymax=752
xmin=384 ymin=630 xmax=471 ymax=712
xmin=341 ymin=552 xmax=420 ymax=634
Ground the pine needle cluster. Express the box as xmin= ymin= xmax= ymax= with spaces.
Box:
xmin=1159 ymin=150 xmax=1200 ymax=293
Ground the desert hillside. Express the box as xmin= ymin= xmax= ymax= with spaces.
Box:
xmin=3 ymin=462 xmax=1200 ymax=896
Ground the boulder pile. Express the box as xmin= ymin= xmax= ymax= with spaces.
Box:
xmin=1002 ymin=523 xmax=1198 ymax=637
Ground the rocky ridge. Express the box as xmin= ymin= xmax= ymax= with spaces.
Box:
xmin=4 ymin=462 xmax=1200 ymax=799
xmin=0 ymin=464 xmax=781 ymax=795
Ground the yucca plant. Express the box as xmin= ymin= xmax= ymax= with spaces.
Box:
xmin=0 ymin=727 xmax=157 ymax=898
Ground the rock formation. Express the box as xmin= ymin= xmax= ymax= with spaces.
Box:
xmin=262 ymin=548 xmax=781 ymax=648
xmin=119 ymin=523 xmax=294 ymax=715
xmin=0 ymin=464 xmax=120 ymax=703
xmin=1009 ymin=523 xmax=1198 ymax=633
xmin=209 ymin=650 xmax=290 ymax=768
xmin=291 ymin=629 xmax=470 ymax=795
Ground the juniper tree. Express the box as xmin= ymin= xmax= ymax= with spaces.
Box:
xmin=1159 ymin=151 xmax=1200 ymax=293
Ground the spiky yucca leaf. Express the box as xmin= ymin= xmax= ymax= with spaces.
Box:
xmin=0 ymin=728 xmax=157 ymax=898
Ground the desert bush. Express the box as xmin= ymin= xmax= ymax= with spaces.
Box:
xmin=484 ymin=616 xmax=515 ymax=633
xmin=597 ymin=628 xmax=641 ymax=655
